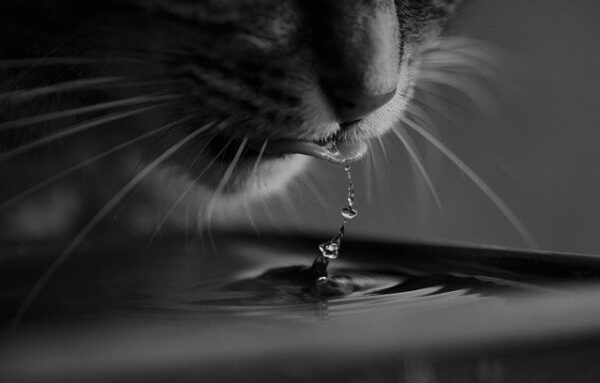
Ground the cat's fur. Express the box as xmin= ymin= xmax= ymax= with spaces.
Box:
xmin=0 ymin=0 xmax=463 ymax=239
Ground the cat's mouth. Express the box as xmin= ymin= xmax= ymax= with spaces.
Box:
xmin=251 ymin=123 xmax=368 ymax=165
xmin=259 ymin=136 xmax=367 ymax=164
xmin=206 ymin=122 xmax=368 ymax=167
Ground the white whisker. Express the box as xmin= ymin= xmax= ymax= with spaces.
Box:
xmin=299 ymin=173 xmax=330 ymax=210
xmin=427 ymin=36 xmax=497 ymax=54
xmin=0 ymin=77 xmax=125 ymax=102
xmin=0 ymin=94 xmax=179 ymax=131
xmin=242 ymin=195 xmax=260 ymax=234
xmin=364 ymin=139 xmax=376 ymax=203
xmin=376 ymin=135 xmax=390 ymax=165
xmin=389 ymin=126 xmax=442 ymax=210
xmin=242 ymin=138 xmax=269 ymax=232
xmin=0 ymin=106 xmax=159 ymax=162
xmin=0 ymin=57 xmax=140 ymax=69
xmin=11 ymin=118 xmax=213 ymax=328
xmin=399 ymin=113 xmax=537 ymax=248
xmin=151 ymin=134 xmax=232 ymax=237
xmin=0 ymin=116 xmax=198 ymax=211
xmin=251 ymin=139 xmax=269 ymax=178
xmin=205 ymin=137 xmax=249 ymax=225
xmin=413 ymin=86 xmax=484 ymax=122
xmin=418 ymin=71 xmax=496 ymax=115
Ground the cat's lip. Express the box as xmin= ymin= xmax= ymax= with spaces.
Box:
xmin=259 ymin=138 xmax=367 ymax=164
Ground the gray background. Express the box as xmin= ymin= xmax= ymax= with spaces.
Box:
xmin=243 ymin=0 xmax=600 ymax=254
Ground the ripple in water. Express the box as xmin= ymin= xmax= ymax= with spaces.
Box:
xmin=135 ymin=261 xmax=520 ymax=322
xmin=0 ymin=164 xmax=522 ymax=325
xmin=125 ymin=163 xmax=519 ymax=320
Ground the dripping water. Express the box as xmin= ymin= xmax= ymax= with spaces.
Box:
xmin=310 ymin=162 xmax=358 ymax=280
xmin=0 ymin=145 xmax=533 ymax=324
xmin=207 ymin=155 xmax=370 ymax=303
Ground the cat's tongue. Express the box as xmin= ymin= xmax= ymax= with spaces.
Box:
xmin=263 ymin=138 xmax=367 ymax=164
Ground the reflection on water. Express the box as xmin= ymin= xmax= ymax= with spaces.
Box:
xmin=1 ymin=234 xmax=527 ymax=324
xmin=3 ymin=233 xmax=600 ymax=382
xmin=137 ymin=265 xmax=512 ymax=322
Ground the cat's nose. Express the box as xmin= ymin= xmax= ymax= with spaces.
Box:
xmin=309 ymin=0 xmax=400 ymax=123
xmin=323 ymin=86 xmax=397 ymax=123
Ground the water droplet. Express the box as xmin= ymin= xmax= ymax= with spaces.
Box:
xmin=341 ymin=207 xmax=358 ymax=220
xmin=310 ymin=164 xmax=358 ymax=278
xmin=326 ymin=141 xmax=341 ymax=156
xmin=347 ymin=193 xmax=355 ymax=206
xmin=319 ymin=240 xmax=339 ymax=259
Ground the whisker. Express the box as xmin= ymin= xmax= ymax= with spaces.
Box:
xmin=399 ymin=113 xmax=537 ymax=248
xmin=420 ymin=52 xmax=480 ymax=69
xmin=413 ymin=86 xmax=485 ymax=122
xmin=376 ymin=135 xmax=390 ymax=165
xmin=420 ymin=49 xmax=486 ymax=67
xmin=376 ymin=134 xmax=395 ymax=195
xmin=205 ymin=137 xmax=249 ymax=224
xmin=442 ymin=45 xmax=501 ymax=68
xmin=0 ymin=94 xmax=180 ymax=131
xmin=0 ymin=77 xmax=126 ymax=103
xmin=0 ymin=57 xmax=141 ymax=69
xmin=300 ymin=172 xmax=331 ymax=210
xmin=364 ymin=139 xmax=376 ymax=203
xmin=242 ymin=138 xmax=269 ymax=232
xmin=420 ymin=60 xmax=492 ymax=81
xmin=11 ymin=118 xmax=214 ymax=328
xmin=243 ymin=198 xmax=260 ymax=234
xmin=251 ymin=139 xmax=269 ymax=178
xmin=423 ymin=46 xmax=525 ymax=96
xmin=0 ymin=105 xmax=160 ymax=162
xmin=410 ymin=92 xmax=484 ymax=140
xmin=151 ymin=133 xmax=232 ymax=238
xmin=257 ymin=194 xmax=278 ymax=232
xmin=203 ymin=137 xmax=248 ymax=252
xmin=142 ymin=133 xmax=219 ymax=254
xmin=421 ymin=45 xmax=506 ymax=80
xmin=427 ymin=36 xmax=497 ymax=54
xmin=0 ymin=116 xmax=198 ymax=211
xmin=417 ymin=71 xmax=497 ymax=116
xmin=275 ymin=187 xmax=301 ymax=230
xmin=389 ymin=126 xmax=442 ymax=210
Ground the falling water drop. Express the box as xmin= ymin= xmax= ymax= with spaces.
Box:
xmin=311 ymin=160 xmax=358 ymax=279
xmin=341 ymin=207 xmax=358 ymax=220
xmin=318 ymin=226 xmax=344 ymax=260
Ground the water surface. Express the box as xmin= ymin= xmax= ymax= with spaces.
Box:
xmin=2 ymin=233 xmax=600 ymax=382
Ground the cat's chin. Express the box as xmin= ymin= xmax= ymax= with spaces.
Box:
xmin=137 ymin=154 xmax=310 ymax=230
xmin=169 ymin=152 xmax=309 ymax=196
xmin=238 ymin=154 xmax=311 ymax=197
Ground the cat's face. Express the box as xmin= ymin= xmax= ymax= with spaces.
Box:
xmin=129 ymin=0 xmax=462 ymax=194
xmin=1 ymin=0 xmax=462 ymax=226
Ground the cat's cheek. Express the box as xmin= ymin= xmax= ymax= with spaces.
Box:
xmin=201 ymin=155 xmax=310 ymax=228
xmin=243 ymin=155 xmax=310 ymax=197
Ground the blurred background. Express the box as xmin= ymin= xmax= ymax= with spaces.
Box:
xmin=237 ymin=0 xmax=600 ymax=255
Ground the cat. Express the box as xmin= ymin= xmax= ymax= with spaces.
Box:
xmin=0 ymin=0 xmax=464 ymax=240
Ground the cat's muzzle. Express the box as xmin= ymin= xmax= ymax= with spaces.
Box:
xmin=256 ymin=133 xmax=367 ymax=164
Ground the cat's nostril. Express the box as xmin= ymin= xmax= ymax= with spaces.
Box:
xmin=309 ymin=0 xmax=400 ymax=124
xmin=327 ymin=86 xmax=397 ymax=124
